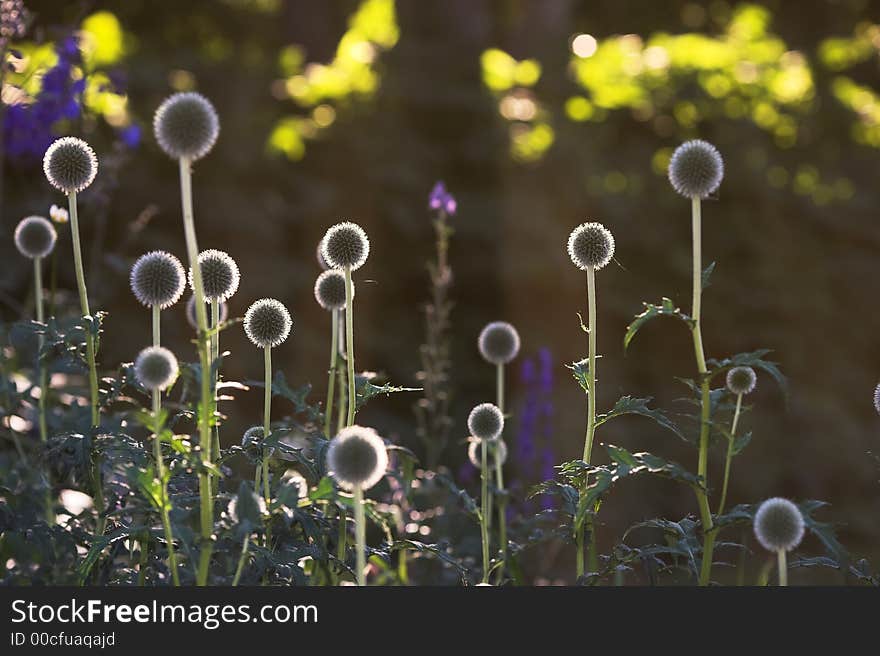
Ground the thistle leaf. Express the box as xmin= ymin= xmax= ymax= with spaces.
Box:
xmin=624 ymin=298 xmax=694 ymax=350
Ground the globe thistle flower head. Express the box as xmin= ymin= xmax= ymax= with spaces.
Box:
xmin=190 ymin=249 xmax=240 ymax=303
xmin=753 ymin=497 xmax=805 ymax=553
xmin=326 ymin=425 xmax=388 ymax=491
xmin=321 ymin=222 xmax=370 ymax=271
xmin=874 ymin=383 xmax=880 ymax=416
xmin=241 ymin=425 xmax=264 ymax=448
xmin=14 ymin=216 xmax=57 ymax=259
xmin=726 ymin=366 xmax=757 ymax=396
xmin=130 ymin=251 xmax=186 ymax=309
xmin=43 ymin=136 xmax=98 ymax=193
xmin=478 ymin=321 xmax=521 ymax=365
xmin=667 ymin=139 xmax=724 ymax=199
xmin=567 ymin=222 xmax=615 ymax=270
xmin=244 ymin=298 xmax=292 ymax=348
xmin=186 ymin=295 xmax=227 ymax=329
xmin=134 ymin=346 xmax=179 ymax=391
xmin=467 ymin=438 xmax=508 ymax=469
xmin=468 ymin=403 xmax=504 ymax=441
xmin=314 ymin=270 xmax=350 ymax=311
xmin=153 ymin=92 xmax=219 ymax=161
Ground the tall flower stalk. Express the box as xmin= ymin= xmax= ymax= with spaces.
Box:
xmin=467 ymin=403 xmax=504 ymax=583
xmin=717 ymin=366 xmax=757 ymax=515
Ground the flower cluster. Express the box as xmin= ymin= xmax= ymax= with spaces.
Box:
xmin=428 ymin=181 xmax=457 ymax=215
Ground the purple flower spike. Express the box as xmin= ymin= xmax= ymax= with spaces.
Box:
xmin=428 ymin=181 xmax=457 ymax=215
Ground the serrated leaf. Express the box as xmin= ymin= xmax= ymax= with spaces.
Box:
xmin=566 ymin=358 xmax=601 ymax=393
xmin=595 ymin=396 xmax=685 ymax=441
xmin=355 ymin=377 xmax=422 ymax=410
xmin=731 ymin=430 xmax=752 ymax=455
xmin=701 ymin=261 xmax=716 ymax=289
xmin=624 ymin=298 xmax=693 ymax=350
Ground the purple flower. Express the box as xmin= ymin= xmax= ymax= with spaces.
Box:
xmin=428 ymin=181 xmax=457 ymax=215
xmin=118 ymin=124 xmax=141 ymax=149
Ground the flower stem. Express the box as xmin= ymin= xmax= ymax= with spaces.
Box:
xmin=495 ymin=363 xmax=507 ymax=583
xmin=67 ymin=191 xmax=104 ymax=536
xmin=34 ymin=257 xmax=47 ymax=443
xmin=262 ymin=346 xmax=272 ymax=507
xmin=480 ymin=438 xmax=490 ymax=583
xmin=577 ymin=265 xmax=598 ymax=579
xmin=691 ymin=196 xmax=715 ymax=586
xmin=777 ymin=549 xmax=788 ymax=587
xmin=211 ymin=299 xmax=221 ymax=493
xmin=353 ymin=484 xmax=366 ymax=586
xmin=336 ymin=338 xmax=347 ymax=435
xmin=178 ymin=157 xmax=214 ymax=586
xmin=231 ymin=534 xmax=251 ymax=587
xmin=716 ymin=393 xmax=742 ymax=516
xmin=344 ymin=266 xmax=356 ymax=427
xmin=324 ymin=309 xmax=339 ymax=437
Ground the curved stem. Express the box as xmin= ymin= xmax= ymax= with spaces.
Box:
xmin=777 ymin=549 xmax=788 ymax=587
xmin=480 ymin=439 xmax=490 ymax=583
xmin=344 ymin=266 xmax=356 ymax=427
xmin=353 ymin=485 xmax=366 ymax=586
xmin=179 ymin=157 xmax=214 ymax=586
xmin=231 ymin=534 xmax=251 ymax=587
xmin=577 ymin=266 xmax=598 ymax=580
xmin=716 ymin=393 xmax=742 ymax=515
xmin=324 ymin=309 xmax=339 ymax=437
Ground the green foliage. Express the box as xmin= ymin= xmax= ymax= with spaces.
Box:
xmin=624 ymin=297 xmax=694 ymax=350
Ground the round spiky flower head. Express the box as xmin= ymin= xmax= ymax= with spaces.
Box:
xmin=153 ymin=92 xmax=219 ymax=161
xmin=314 ymin=270 xmax=350 ymax=311
xmin=468 ymin=403 xmax=504 ymax=441
xmin=190 ymin=249 xmax=240 ymax=303
xmin=14 ymin=216 xmax=57 ymax=259
xmin=478 ymin=321 xmax=520 ymax=365
xmin=134 ymin=346 xmax=179 ymax=391
xmin=43 ymin=136 xmax=98 ymax=194
xmin=874 ymin=383 xmax=880 ymax=416
xmin=467 ymin=438 xmax=508 ymax=469
xmin=753 ymin=497 xmax=805 ymax=553
xmin=130 ymin=251 xmax=186 ymax=309
xmin=241 ymin=426 xmax=264 ymax=448
xmin=726 ymin=366 xmax=757 ymax=396
xmin=567 ymin=222 xmax=615 ymax=270
xmin=326 ymin=425 xmax=388 ymax=491
xmin=668 ymin=139 xmax=724 ymax=199
xmin=321 ymin=222 xmax=370 ymax=271
xmin=244 ymin=298 xmax=292 ymax=348
xmin=186 ymin=295 xmax=227 ymax=329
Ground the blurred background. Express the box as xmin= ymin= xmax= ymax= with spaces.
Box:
xmin=1 ymin=0 xmax=879 ymax=579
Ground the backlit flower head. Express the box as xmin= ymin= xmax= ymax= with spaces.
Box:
xmin=241 ymin=425 xmax=264 ymax=448
xmin=726 ymin=366 xmax=757 ymax=396
xmin=186 ymin=295 xmax=227 ymax=329
xmin=190 ymin=249 xmax=240 ymax=303
xmin=874 ymin=383 xmax=880 ymax=416
xmin=134 ymin=346 xmax=179 ymax=391
xmin=568 ymin=222 xmax=615 ymax=270
xmin=326 ymin=425 xmax=388 ymax=491
xmin=753 ymin=497 xmax=805 ymax=553
xmin=244 ymin=298 xmax=292 ymax=348
xmin=43 ymin=137 xmax=98 ymax=193
xmin=14 ymin=216 xmax=57 ymax=259
xmin=668 ymin=139 xmax=724 ymax=199
xmin=153 ymin=92 xmax=219 ymax=161
xmin=314 ymin=269 xmax=350 ymax=311
xmin=130 ymin=250 xmax=186 ymax=309
xmin=478 ymin=321 xmax=520 ymax=365
xmin=467 ymin=438 xmax=508 ymax=469
xmin=321 ymin=222 xmax=370 ymax=271
xmin=468 ymin=403 xmax=504 ymax=441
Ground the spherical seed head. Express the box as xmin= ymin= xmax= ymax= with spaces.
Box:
xmin=134 ymin=346 xmax=179 ymax=391
xmin=726 ymin=366 xmax=757 ymax=396
xmin=567 ymin=222 xmax=615 ymax=270
xmin=43 ymin=136 xmax=98 ymax=193
xmin=467 ymin=438 xmax=508 ymax=469
xmin=321 ymin=222 xmax=370 ymax=270
xmin=754 ymin=497 xmax=805 ymax=553
xmin=190 ymin=249 xmax=240 ymax=303
xmin=244 ymin=298 xmax=292 ymax=348
xmin=478 ymin=321 xmax=520 ymax=365
xmin=130 ymin=251 xmax=186 ymax=309
xmin=468 ymin=403 xmax=504 ymax=441
xmin=874 ymin=383 xmax=880 ymax=416
xmin=186 ymin=294 xmax=228 ymax=329
xmin=326 ymin=425 xmax=388 ymax=491
xmin=668 ymin=139 xmax=724 ymax=199
xmin=14 ymin=216 xmax=57 ymax=259
xmin=314 ymin=270 xmax=350 ymax=311
xmin=241 ymin=425 xmax=264 ymax=448
xmin=153 ymin=92 xmax=219 ymax=161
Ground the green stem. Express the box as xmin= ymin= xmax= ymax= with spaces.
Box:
xmin=337 ymin=505 xmax=347 ymax=564
xmin=716 ymin=393 xmax=742 ymax=516
xmin=262 ymin=346 xmax=272 ymax=506
xmin=344 ymin=266 xmax=356 ymax=426
xmin=211 ymin=299 xmax=221 ymax=493
xmin=480 ymin=439 xmax=490 ymax=583
xmin=495 ymin=363 xmax=507 ymax=583
xmin=336 ymin=349 xmax=346 ymax=435
xmin=324 ymin=309 xmax=339 ymax=437
xmin=694 ymin=484 xmax=715 ymax=586
xmin=577 ymin=265 xmax=598 ymax=580
xmin=178 ymin=157 xmax=214 ymax=586
xmin=353 ymin=485 xmax=366 ymax=586
xmin=777 ymin=549 xmax=787 ymax=587
xmin=34 ymin=257 xmax=47 ymax=443
xmin=231 ymin=534 xmax=251 ymax=587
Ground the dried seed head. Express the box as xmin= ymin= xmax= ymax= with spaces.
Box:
xmin=321 ymin=222 xmax=370 ymax=270
xmin=186 ymin=295 xmax=227 ymax=329
xmin=567 ymin=222 xmax=615 ymax=270
xmin=314 ymin=270 xmax=350 ymax=311
xmin=190 ymin=249 xmax=240 ymax=303
xmin=130 ymin=251 xmax=186 ymax=309
xmin=668 ymin=139 xmax=724 ymax=199
xmin=478 ymin=321 xmax=520 ymax=365
xmin=326 ymin=425 xmax=388 ymax=491
xmin=753 ymin=497 xmax=805 ymax=553
xmin=726 ymin=366 xmax=757 ymax=396
xmin=134 ymin=346 xmax=179 ymax=391
xmin=14 ymin=216 xmax=57 ymax=259
xmin=467 ymin=438 xmax=508 ymax=469
xmin=468 ymin=403 xmax=504 ymax=441
xmin=153 ymin=92 xmax=219 ymax=161
xmin=43 ymin=137 xmax=98 ymax=193
xmin=244 ymin=298 xmax=292 ymax=348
